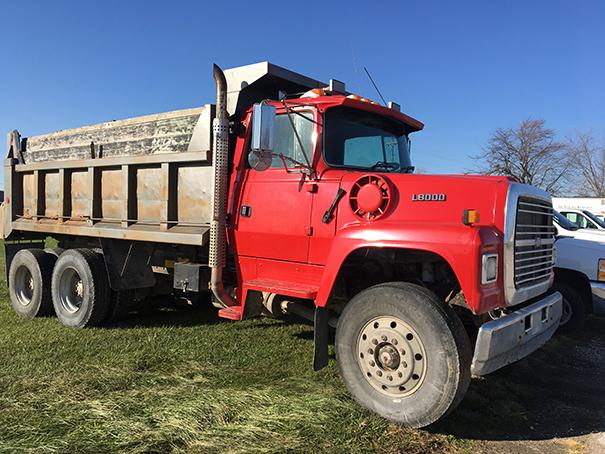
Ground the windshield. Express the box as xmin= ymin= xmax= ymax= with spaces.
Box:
xmin=553 ymin=210 xmax=578 ymax=230
xmin=583 ymin=210 xmax=605 ymax=228
xmin=324 ymin=106 xmax=413 ymax=172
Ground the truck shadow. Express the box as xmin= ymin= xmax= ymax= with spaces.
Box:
xmin=432 ymin=316 xmax=605 ymax=441
xmin=108 ymin=297 xmax=223 ymax=328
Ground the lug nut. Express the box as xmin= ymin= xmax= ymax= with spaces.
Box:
xmin=381 ymin=335 xmax=387 ymax=342
xmin=377 ymin=371 xmax=383 ymax=377
xmin=392 ymin=339 xmax=398 ymax=345
xmin=368 ymin=348 xmax=374 ymax=354
xmin=387 ymin=375 xmax=393 ymax=381
xmin=372 ymin=339 xmax=378 ymax=345
xmin=402 ymin=361 xmax=408 ymax=368
xmin=398 ymin=372 xmax=403 ymax=378
xmin=369 ymin=361 xmax=375 ymax=367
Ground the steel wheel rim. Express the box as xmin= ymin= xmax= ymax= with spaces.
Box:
xmin=14 ymin=265 xmax=35 ymax=307
xmin=560 ymin=297 xmax=572 ymax=326
xmin=356 ymin=316 xmax=427 ymax=397
xmin=58 ymin=267 xmax=84 ymax=313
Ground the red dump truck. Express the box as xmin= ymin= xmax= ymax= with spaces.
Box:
xmin=1 ymin=62 xmax=562 ymax=427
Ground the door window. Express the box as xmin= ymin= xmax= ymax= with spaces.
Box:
xmin=271 ymin=112 xmax=314 ymax=168
xmin=563 ymin=212 xmax=594 ymax=229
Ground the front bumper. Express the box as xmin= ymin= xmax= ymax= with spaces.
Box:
xmin=590 ymin=281 xmax=605 ymax=316
xmin=471 ymin=292 xmax=562 ymax=376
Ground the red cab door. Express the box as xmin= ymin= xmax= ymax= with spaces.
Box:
xmin=234 ymin=110 xmax=316 ymax=263
xmin=235 ymin=169 xmax=312 ymax=262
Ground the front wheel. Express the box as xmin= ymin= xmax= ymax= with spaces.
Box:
xmin=335 ymin=282 xmax=471 ymax=428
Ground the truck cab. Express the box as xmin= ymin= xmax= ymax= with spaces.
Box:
xmin=553 ymin=210 xmax=605 ymax=241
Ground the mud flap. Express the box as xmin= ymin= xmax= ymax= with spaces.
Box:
xmin=313 ymin=306 xmax=329 ymax=371
xmin=100 ymin=238 xmax=156 ymax=291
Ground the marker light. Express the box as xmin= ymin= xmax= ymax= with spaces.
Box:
xmin=301 ymin=88 xmax=325 ymax=98
xmin=463 ymin=209 xmax=480 ymax=225
xmin=598 ymin=259 xmax=605 ymax=281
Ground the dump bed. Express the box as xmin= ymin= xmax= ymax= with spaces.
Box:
xmin=2 ymin=106 xmax=214 ymax=245
xmin=2 ymin=61 xmax=323 ymax=246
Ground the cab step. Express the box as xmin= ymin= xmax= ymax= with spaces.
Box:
xmin=218 ymin=305 xmax=244 ymax=320
xmin=244 ymin=279 xmax=318 ymax=300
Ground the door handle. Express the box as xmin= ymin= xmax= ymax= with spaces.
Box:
xmin=322 ymin=188 xmax=346 ymax=224
xmin=240 ymin=205 xmax=252 ymax=217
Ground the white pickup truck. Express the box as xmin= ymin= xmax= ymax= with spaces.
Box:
xmin=553 ymin=210 xmax=605 ymax=241
xmin=559 ymin=208 xmax=605 ymax=231
xmin=552 ymin=211 xmax=605 ymax=332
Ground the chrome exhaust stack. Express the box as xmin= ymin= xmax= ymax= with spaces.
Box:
xmin=209 ymin=64 xmax=237 ymax=308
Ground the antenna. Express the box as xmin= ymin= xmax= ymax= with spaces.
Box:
xmin=363 ymin=66 xmax=387 ymax=105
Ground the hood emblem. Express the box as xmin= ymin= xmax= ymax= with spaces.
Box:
xmin=412 ymin=193 xmax=447 ymax=201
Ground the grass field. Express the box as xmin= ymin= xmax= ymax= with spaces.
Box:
xmin=1 ymin=245 xmax=604 ymax=453
xmin=0 ymin=247 xmax=471 ymax=453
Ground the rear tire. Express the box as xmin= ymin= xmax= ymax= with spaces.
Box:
xmin=552 ymin=282 xmax=586 ymax=335
xmin=51 ymin=249 xmax=111 ymax=328
xmin=8 ymin=249 xmax=56 ymax=318
xmin=335 ymin=282 xmax=471 ymax=428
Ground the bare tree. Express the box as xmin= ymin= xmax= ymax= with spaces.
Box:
xmin=472 ymin=119 xmax=569 ymax=194
xmin=567 ymin=131 xmax=605 ymax=197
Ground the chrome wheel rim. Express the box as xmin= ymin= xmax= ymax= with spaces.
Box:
xmin=356 ymin=316 xmax=427 ymax=397
xmin=14 ymin=266 xmax=35 ymax=306
xmin=58 ymin=267 xmax=84 ymax=313
xmin=560 ymin=298 xmax=572 ymax=326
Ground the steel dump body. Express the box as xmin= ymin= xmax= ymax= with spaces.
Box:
xmin=3 ymin=106 xmax=215 ymax=245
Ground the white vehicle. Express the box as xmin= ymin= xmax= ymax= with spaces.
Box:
xmin=553 ymin=197 xmax=605 ymax=220
xmin=553 ymin=236 xmax=605 ymax=332
xmin=553 ymin=210 xmax=605 ymax=241
xmin=558 ymin=208 xmax=605 ymax=230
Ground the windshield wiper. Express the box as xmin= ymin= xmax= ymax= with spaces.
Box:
xmin=371 ymin=161 xmax=401 ymax=172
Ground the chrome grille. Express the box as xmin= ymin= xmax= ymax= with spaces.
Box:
xmin=514 ymin=197 xmax=555 ymax=288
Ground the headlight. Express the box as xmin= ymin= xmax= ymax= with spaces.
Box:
xmin=598 ymin=259 xmax=605 ymax=281
xmin=481 ymin=253 xmax=498 ymax=284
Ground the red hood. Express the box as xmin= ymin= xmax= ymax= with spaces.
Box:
xmin=336 ymin=172 xmax=513 ymax=232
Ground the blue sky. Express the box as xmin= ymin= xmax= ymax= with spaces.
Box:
xmin=1 ymin=0 xmax=603 ymax=184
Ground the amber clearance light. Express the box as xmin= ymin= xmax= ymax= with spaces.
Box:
xmin=462 ymin=209 xmax=480 ymax=226
xmin=598 ymin=259 xmax=605 ymax=281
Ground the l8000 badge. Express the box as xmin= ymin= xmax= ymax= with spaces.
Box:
xmin=411 ymin=193 xmax=447 ymax=201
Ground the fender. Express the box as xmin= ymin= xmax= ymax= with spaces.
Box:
xmin=315 ymin=221 xmax=504 ymax=314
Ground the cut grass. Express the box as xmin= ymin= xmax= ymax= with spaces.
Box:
xmin=4 ymin=241 xmax=603 ymax=453
xmin=0 ymin=245 xmax=471 ymax=454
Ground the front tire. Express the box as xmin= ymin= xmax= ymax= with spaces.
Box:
xmin=51 ymin=249 xmax=111 ymax=328
xmin=335 ymin=282 xmax=471 ymax=428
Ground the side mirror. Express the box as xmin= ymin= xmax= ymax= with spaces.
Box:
xmin=249 ymin=103 xmax=275 ymax=171
xmin=248 ymin=150 xmax=273 ymax=171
